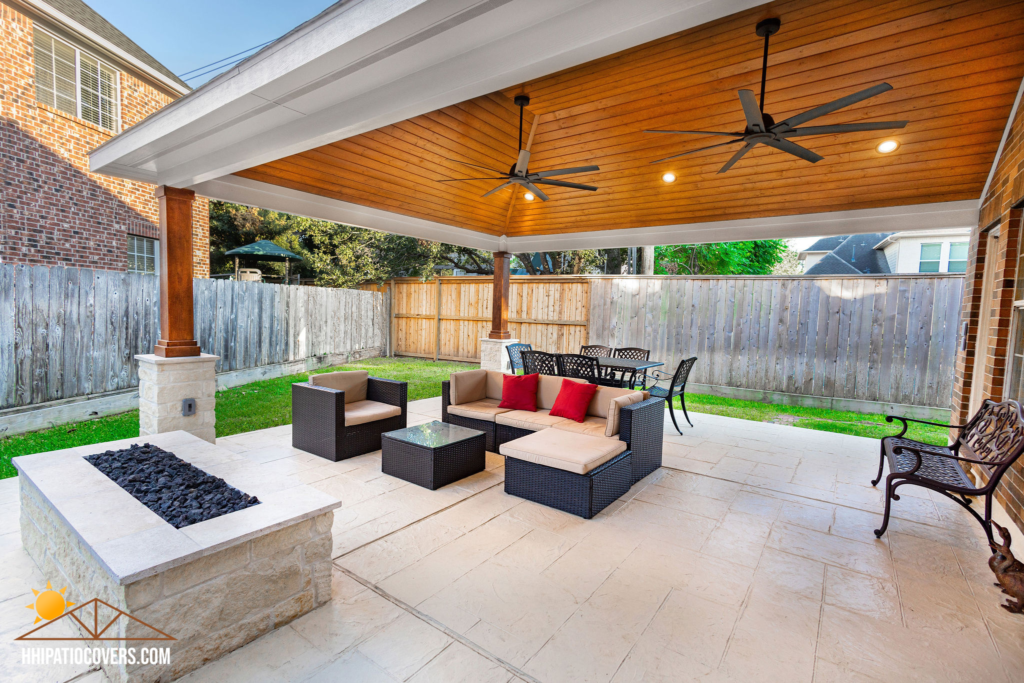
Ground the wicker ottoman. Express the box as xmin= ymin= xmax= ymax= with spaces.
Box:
xmin=500 ymin=429 xmax=633 ymax=519
xmin=382 ymin=421 xmax=486 ymax=490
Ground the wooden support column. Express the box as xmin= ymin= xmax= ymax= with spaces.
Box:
xmin=154 ymin=186 xmax=200 ymax=357
xmin=489 ymin=251 xmax=511 ymax=340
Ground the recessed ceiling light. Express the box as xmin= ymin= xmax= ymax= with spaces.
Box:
xmin=523 ymin=192 xmax=535 ymax=201
xmin=876 ymin=140 xmax=899 ymax=154
xmin=662 ymin=172 xmax=676 ymax=183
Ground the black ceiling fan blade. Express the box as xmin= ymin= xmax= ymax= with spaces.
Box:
xmin=718 ymin=142 xmax=756 ymax=173
xmin=447 ymin=158 xmax=507 ymax=175
xmin=650 ymin=138 xmax=744 ymax=164
xmin=644 ymin=130 xmax=744 ymax=136
xmin=775 ymin=83 xmax=893 ymax=131
xmin=481 ymin=181 xmax=514 ymax=198
xmin=738 ymin=90 xmax=765 ymax=133
xmin=533 ymin=179 xmax=598 ymax=191
xmin=760 ymin=137 xmax=824 ymax=163
xmin=437 ymin=177 xmax=508 ymax=182
xmin=780 ymin=121 xmax=909 ymax=137
xmin=522 ymin=182 xmax=550 ymax=202
xmin=533 ymin=165 xmax=600 ymax=178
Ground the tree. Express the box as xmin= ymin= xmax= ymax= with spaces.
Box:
xmin=512 ymin=251 xmax=606 ymax=275
xmin=653 ymin=240 xmax=788 ymax=276
xmin=771 ymin=248 xmax=804 ymax=275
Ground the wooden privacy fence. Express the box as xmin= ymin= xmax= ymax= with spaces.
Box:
xmin=0 ymin=264 xmax=387 ymax=410
xmin=382 ymin=274 xmax=963 ymax=409
xmin=389 ymin=276 xmax=590 ymax=362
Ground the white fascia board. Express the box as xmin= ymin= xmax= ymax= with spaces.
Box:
xmin=188 ymin=176 xmax=980 ymax=254
xmin=21 ymin=0 xmax=189 ymax=96
xmin=873 ymin=227 xmax=974 ymax=250
xmin=90 ymin=0 xmax=761 ymax=186
xmin=190 ymin=175 xmax=500 ymax=251
xmin=504 ymin=200 xmax=982 ymax=252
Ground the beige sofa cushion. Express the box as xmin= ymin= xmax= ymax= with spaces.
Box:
xmin=344 ymin=400 xmax=401 ymax=426
xmin=311 ymin=370 xmax=368 ymax=404
xmin=536 ymin=375 xmax=582 ymax=410
xmin=495 ymin=409 xmax=570 ymax=431
xmin=450 ymin=369 xmax=487 ymax=405
xmin=485 ymin=370 xmax=508 ymax=401
xmin=551 ymin=416 xmax=609 ymax=439
xmin=447 ymin=398 xmax=513 ymax=423
xmin=500 ymin=429 xmax=627 ymax=475
xmin=605 ymin=392 xmax=646 ymax=436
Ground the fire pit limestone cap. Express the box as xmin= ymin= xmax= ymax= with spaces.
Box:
xmin=14 ymin=431 xmax=342 ymax=585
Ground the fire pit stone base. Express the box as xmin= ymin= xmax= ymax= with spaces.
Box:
xmin=14 ymin=431 xmax=340 ymax=683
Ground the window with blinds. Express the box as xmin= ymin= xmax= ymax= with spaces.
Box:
xmin=33 ymin=29 xmax=119 ymax=132
xmin=127 ymin=235 xmax=157 ymax=274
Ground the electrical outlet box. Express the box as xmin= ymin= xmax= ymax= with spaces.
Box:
xmin=182 ymin=398 xmax=196 ymax=417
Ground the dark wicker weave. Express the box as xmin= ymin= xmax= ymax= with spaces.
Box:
xmin=504 ymin=450 xmax=633 ymax=519
xmin=872 ymin=399 xmax=1024 ymax=543
xmin=522 ymin=350 xmax=558 ymax=375
xmin=292 ymin=377 xmax=407 ymax=461
xmin=496 ymin=422 xmax=535 ymax=445
xmin=441 ymin=380 xmax=497 ymax=450
xmin=645 ymin=356 xmax=698 ymax=433
xmin=619 ymin=397 xmax=667 ymax=483
xmin=382 ymin=424 xmax=486 ymax=490
xmin=506 ymin=343 xmax=533 ymax=374
xmin=556 ymin=354 xmax=620 ymax=387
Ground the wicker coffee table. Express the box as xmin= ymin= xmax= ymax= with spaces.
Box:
xmin=382 ymin=421 xmax=486 ymax=490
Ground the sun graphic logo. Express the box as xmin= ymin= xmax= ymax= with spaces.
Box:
xmin=26 ymin=581 xmax=74 ymax=624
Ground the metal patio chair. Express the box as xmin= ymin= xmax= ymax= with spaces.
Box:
xmin=557 ymin=354 xmax=621 ymax=387
xmin=614 ymin=347 xmax=651 ymax=389
xmin=644 ymin=356 xmax=698 ymax=433
xmin=521 ymin=350 xmax=558 ymax=376
xmin=506 ymin=343 xmax=532 ymax=374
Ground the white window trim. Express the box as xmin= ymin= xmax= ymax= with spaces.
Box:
xmin=35 ymin=27 xmax=121 ymax=133
xmin=127 ymin=235 xmax=159 ymax=275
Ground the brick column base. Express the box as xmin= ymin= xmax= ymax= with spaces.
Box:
xmin=136 ymin=354 xmax=218 ymax=443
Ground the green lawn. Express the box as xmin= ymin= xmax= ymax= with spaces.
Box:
xmin=0 ymin=357 xmax=950 ymax=480
xmin=0 ymin=357 xmax=476 ymax=479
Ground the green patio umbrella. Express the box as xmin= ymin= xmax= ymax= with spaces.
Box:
xmin=225 ymin=240 xmax=303 ymax=284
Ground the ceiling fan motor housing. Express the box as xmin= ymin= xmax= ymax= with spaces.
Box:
xmin=755 ymin=17 xmax=781 ymax=37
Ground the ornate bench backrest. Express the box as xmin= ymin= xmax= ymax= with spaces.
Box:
xmin=959 ymin=400 xmax=1024 ymax=474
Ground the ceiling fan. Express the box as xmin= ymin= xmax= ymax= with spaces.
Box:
xmin=646 ymin=17 xmax=908 ymax=173
xmin=438 ymin=95 xmax=600 ymax=201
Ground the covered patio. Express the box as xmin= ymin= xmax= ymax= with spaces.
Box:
xmin=4 ymin=400 xmax=1018 ymax=682
xmin=9 ymin=0 xmax=1021 ymax=680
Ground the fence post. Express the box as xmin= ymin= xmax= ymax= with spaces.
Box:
xmin=434 ymin=277 xmax=442 ymax=362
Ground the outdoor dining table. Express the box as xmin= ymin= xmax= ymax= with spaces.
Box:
xmin=595 ymin=357 xmax=664 ymax=388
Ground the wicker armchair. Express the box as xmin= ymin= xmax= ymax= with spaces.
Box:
xmin=292 ymin=373 xmax=407 ymax=461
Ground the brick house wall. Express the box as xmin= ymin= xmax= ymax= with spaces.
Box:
xmin=0 ymin=3 xmax=209 ymax=277
xmin=951 ymin=95 xmax=1024 ymax=534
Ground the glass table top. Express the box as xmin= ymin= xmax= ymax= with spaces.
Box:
xmin=384 ymin=420 xmax=484 ymax=448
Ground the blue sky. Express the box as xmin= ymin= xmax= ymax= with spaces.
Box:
xmin=86 ymin=0 xmax=337 ymax=86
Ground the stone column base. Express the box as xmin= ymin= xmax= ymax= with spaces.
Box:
xmin=137 ymin=353 xmax=219 ymax=443
xmin=479 ymin=338 xmax=519 ymax=373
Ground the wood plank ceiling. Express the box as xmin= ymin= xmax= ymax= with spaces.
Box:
xmin=236 ymin=0 xmax=1024 ymax=238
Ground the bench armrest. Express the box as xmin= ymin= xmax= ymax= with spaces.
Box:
xmin=885 ymin=415 xmax=967 ymax=439
xmin=367 ymin=377 xmax=408 ymax=412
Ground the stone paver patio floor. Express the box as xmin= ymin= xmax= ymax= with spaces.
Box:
xmin=2 ymin=397 xmax=1022 ymax=682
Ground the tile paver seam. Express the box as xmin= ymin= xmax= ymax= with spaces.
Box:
xmin=333 ymin=563 xmax=543 ymax=683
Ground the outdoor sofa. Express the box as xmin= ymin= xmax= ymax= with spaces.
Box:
xmin=442 ymin=369 xmax=665 ymax=518
xmin=292 ymin=370 xmax=407 ymax=461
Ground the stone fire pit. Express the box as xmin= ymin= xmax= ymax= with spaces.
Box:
xmin=14 ymin=430 xmax=342 ymax=683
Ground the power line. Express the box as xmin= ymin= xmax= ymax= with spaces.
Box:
xmin=177 ymin=39 xmax=275 ymax=79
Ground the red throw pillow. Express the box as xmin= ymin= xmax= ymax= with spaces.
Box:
xmin=498 ymin=373 xmax=539 ymax=411
xmin=550 ymin=379 xmax=598 ymax=423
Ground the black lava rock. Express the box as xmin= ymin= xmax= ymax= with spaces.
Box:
xmin=85 ymin=443 xmax=260 ymax=529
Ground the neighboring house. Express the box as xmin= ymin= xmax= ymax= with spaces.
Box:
xmin=799 ymin=233 xmax=894 ymax=275
xmin=0 ymin=0 xmax=209 ymax=276
xmin=799 ymin=229 xmax=971 ymax=275
xmin=872 ymin=229 xmax=971 ymax=274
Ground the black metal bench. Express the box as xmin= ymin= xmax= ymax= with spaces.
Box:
xmin=872 ymin=399 xmax=1024 ymax=544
